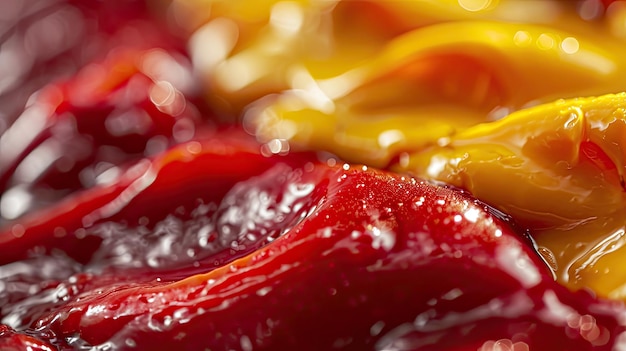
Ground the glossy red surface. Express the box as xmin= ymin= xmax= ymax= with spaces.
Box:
xmin=2 ymin=1 xmax=626 ymax=350
xmin=1 ymin=130 xmax=626 ymax=350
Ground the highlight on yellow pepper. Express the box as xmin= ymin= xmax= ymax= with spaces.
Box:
xmin=174 ymin=0 xmax=626 ymax=119
xmin=244 ymin=19 xmax=626 ymax=167
xmin=389 ymin=93 xmax=626 ymax=299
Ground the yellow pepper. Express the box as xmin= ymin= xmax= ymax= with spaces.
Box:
xmin=391 ymin=93 xmax=626 ymax=298
xmin=181 ymin=0 xmax=623 ymax=118
xmin=247 ymin=20 xmax=626 ymax=167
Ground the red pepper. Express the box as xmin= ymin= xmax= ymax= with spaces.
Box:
xmin=1 ymin=132 xmax=625 ymax=350
xmin=0 ymin=0 xmax=199 ymax=224
xmin=3 ymin=1 xmax=626 ymax=350
xmin=0 ymin=129 xmax=316 ymax=265
xmin=0 ymin=325 xmax=55 ymax=351
xmin=0 ymin=47 xmax=207 ymax=211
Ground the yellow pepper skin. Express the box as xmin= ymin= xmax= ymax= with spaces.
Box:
xmin=247 ymin=21 xmax=626 ymax=168
xmin=391 ymin=93 xmax=626 ymax=298
xmin=350 ymin=21 xmax=626 ymax=109
xmin=345 ymin=0 xmax=613 ymax=37
xmin=184 ymin=0 xmax=379 ymax=118
xmin=182 ymin=0 xmax=626 ymax=120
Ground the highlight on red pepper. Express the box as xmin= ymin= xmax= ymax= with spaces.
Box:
xmin=0 ymin=0 xmax=200 ymax=224
xmin=2 ymin=131 xmax=626 ymax=350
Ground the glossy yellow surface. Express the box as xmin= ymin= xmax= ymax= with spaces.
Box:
xmin=179 ymin=0 xmax=626 ymax=118
xmin=172 ymin=0 xmax=626 ymax=298
xmin=245 ymin=19 xmax=626 ymax=167
xmin=391 ymin=94 xmax=626 ymax=296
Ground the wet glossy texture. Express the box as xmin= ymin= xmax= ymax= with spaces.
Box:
xmin=245 ymin=20 xmax=626 ymax=168
xmin=0 ymin=0 xmax=202 ymax=225
xmin=4 ymin=1 xmax=626 ymax=350
xmin=182 ymin=0 xmax=626 ymax=119
xmin=0 ymin=129 xmax=318 ymax=266
xmin=3 ymin=135 xmax=626 ymax=350
xmin=391 ymin=93 xmax=626 ymax=298
xmin=181 ymin=0 xmax=626 ymax=168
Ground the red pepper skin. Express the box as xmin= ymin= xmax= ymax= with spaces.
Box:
xmin=0 ymin=129 xmax=316 ymax=265
xmin=3 ymin=152 xmax=621 ymax=350
xmin=0 ymin=48 xmax=206 ymax=207
xmin=0 ymin=325 xmax=56 ymax=351
xmin=0 ymin=0 xmax=202 ymax=226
